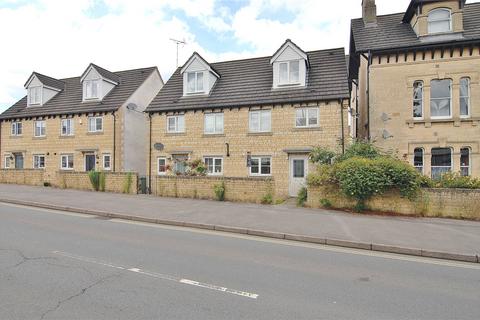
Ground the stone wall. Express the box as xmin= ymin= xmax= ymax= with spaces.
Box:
xmin=155 ymin=176 xmax=275 ymax=203
xmin=0 ymin=169 xmax=45 ymax=186
xmin=307 ymin=186 xmax=480 ymax=220
xmin=55 ymin=172 xmax=138 ymax=194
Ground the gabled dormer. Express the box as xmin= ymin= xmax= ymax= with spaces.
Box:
xmin=403 ymin=0 xmax=465 ymax=40
xmin=80 ymin=63 xmax=120 ymax=102
xmin=24 ymin=72 xmax=64 ymax=107
xmin=270 ymin=39 xmax=309 ymax=89
xmin=180 ymin=52 xmax=220 ymax=96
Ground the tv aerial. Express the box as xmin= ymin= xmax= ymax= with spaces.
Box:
xmin=170 ymin=38 xmax=187 ymax=68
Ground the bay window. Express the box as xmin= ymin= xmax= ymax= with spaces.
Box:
xmin=460 ymin=148 xmax=471 ymax=177
xmin=431 ymin=148 xmax=452 ymax=179
xmin=414 ymin=148 xmax=424 ymax=174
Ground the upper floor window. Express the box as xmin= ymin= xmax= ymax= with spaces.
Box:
xmin=84 ymin=79 xmax=100 ymax=100
xmin=204 ymin=113 xmax=224 ymax=134
xmin=34 ymin=120 xmax=46 ymax=137
xmin=28 ymin=86 xmax=41 ymax=105
xmin=414 ymin=148 xmax=424 ymax=174
xmin=428 ymin=9 xmax=452 ymax=34
xmin=295 ymin=107 xmax=319 ymax=128
xmin=167 ymin=115 xmax=185 ymax=133
xmin=61 ymin=119 xmax=74 ymax=136
xmin=460 ymin=77 xmax=470 ymax=118
xmin=279 ymin=61 xmax=300 ymax=85
xmin=413 ymin=81 xmax=423 ymax=119
xmin=249 ymin=110 xmax=271 ymax=133
xmin=11 ymin=122 xmax=22 ymax=136
xmin=187 ymin=72 xmax=204 ymax=94
xmin=430 ymin=79 xmax=452 ymax=119
xmin=88 ymin=116 xmax=103 ymax=132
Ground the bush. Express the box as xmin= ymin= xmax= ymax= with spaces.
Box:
xmin=307 ymin=165 xmax=336 ymax=187
xmin=123 ymin=172 xmax=134 ymax=194
xmin=319 ymin=198 xmax=332 ymax=208
xmin=261 ymin=193 xmax=273 ymax=205
xmin=297 ymin=187 xmax=308 ymax=207
xmin=213 ymin=181 xmax=225 ymax=201
xmin=99 ymin=172 xmax=106 ymax=192
xmin=433 ymin=172 xmax=480 ymax=189
xmin=374 ymin=157 xmax=421 ymax=200
xmin=187 ymin=159 xmax=207 ymax=176
xmin=88 ymin=171 xmax=100 ymax=191
xmin=310 ymin=147 xmax=336 ymax=165
xmin=337 ymin=140 xmax=383 ymax=162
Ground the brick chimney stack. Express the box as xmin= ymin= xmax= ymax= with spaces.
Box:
xmin=362 ymin=0 xmax=377 ymax=26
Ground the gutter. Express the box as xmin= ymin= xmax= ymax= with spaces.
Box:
xmin=112 ymin=112 xmax=117 ymax=171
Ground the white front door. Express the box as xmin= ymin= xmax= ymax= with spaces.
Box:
xmin=289 ymin=156 xmax=308 ymax=197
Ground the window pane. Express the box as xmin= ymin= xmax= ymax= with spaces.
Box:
xmin=168 ymin=117 xmax=176 ymax=131
xmin=461 ymin=148 xmax=470 ymax=171
xmin=196 ymin=72 xmax=204 ymax=91
xmin=215 ymin=114 xmax=224 ymax=133
xmin=431 ymin=80 xmax=451 ymax=117
xmin=296 ymin=109 xmax=307 ymax=127
xmin=96 ymin=118 xmax=102 ymax=131
xmin=293 ymin=160 xmax=305 ymax=178
xmin=460 ymin=78 xmax=470 ymax=116
xmin=250 ymin=158 xmax=259 ymax=174
xmin=187 ymin=73 xmax=196 ymax=92
xmin=308 ymin=108 xmax=318 ymax=126
xmin=261 ymin=158 xmax=271 ymax=175
xmin=429 ymin=20 xmax=450 ymax=33
xmin=431 ymin=148 xmax=452 ymax=166
xmin=250 ymin=112 xmax=259 ymax=132
xmin=413 ymin=81 xmax=423 ymax=118
xmin=214 ymin=158 xmax=222 ymax=173
xmin=177 ymin=116 xmax=185 ymax=132
xmin=279 ymin=63 xmax=288 ymax=83
xmin=205 ymin=115 xmax=215 ymax=133
xmin=431 ymin=80 xmax=451 ymax=99
xmin=260 ymin=110 xmax=271 ymax=131
xmin=414 ymin=148 xmax=423 ymax=167
xmin=158 ymin=158 xmax=166 ymax=173
xmin=290 ymin=61 xmax=299 ymax=83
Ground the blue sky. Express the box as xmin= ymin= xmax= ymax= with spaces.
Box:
xmin=0 ymin=0 xmax=465 ymax=111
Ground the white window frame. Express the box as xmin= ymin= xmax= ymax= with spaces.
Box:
xmin=11 ymin=122 xmax=22 ymax=136
xmin=430 ymin=79 xmax=452 ymax=120
xmin=34 ymin=120 xmax=46 ymax=137
xmin=103 ymin=154 xmax=112 ymax=171
xmin=460 ymin=147 xmax=471 ymax=177
xmin=295 ymin=107 xmax=319 ymax=128
xmin=186 ymin=71 xmax=205 ymax=94
xmin=413 ymin=148 xmax=424 ymax=174
xmin=249 ymin=109 xmax=272 ymax=133
xmin=33 ymin=154 xmax=45 ymax=169
xmin=84 ymin=79 xmax=101 ymax=100
xmin=157 ymin=157 xmax=167 ymax=175
xmin=60 ymin=154 xmax=74 ymax=170
xmin=4 ymin=156 xmax=12 ymax=169
xmin=427 ymin=8 xmax=452 ymax=34
xmin=431 ymin=147 xmax=453 ymax=179
xmin=279 ymin=60 xmax=300 ymax=85
xmin=61 ymin=118 xmax=74 ymax=136
xmin=166 ymin=115 xmax=185 ymax=133
xmin=204 ymin=113 xmax=224 ymax=134
xmin=460 ymin=77 xmax=471 ymax=118
xmin=28 ymin=86 xmax=42 ymax=105
xmin=203 ymin=157 xmax=223 ymax=176
xmin=413 ymin=81 xmax=424 ymax=120
xmin=88 ymin=116 xmax=103 ymax=133
xmin=249 ymin=156 xmax=272 ymax=177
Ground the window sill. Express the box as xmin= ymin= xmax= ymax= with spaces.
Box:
xmin=9 ymin=135 xmax=23 ymax=139
xmin=406 ymin=117 xmax=480 ymax=127
xmin=32 ymin=136 xmax=46 ymax=140
xmin=165 ymin=132 xmax=186 ymax=136
xmin=86 ymin=132 xmax=104 ymax=136
xmin=247 ymin=132 xmax=273 ymax=136
xmin=292 ymin=126 xmax=322 ymax=132
xmin=202 ymin=134 xmax=225 ymax=138
xmin=59 ymin=135 xmax=75 ymax=139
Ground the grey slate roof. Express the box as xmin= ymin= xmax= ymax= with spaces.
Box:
xmin=351 ymin=2 xmax=480 ymax=53
xmin=147 ymin=48 xmax=349 ymax=113
xmin=26 ymin=72 xmax=65 ymax=91
xmin=0 ymin=67 xmax=157 ymax=120
xmin=82 ymin=63 xmax=121 ymax=84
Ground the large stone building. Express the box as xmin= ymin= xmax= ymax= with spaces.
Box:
xmin=349 ymin=0 xmax=480 ymax=178
xmin=146 ymin=40 xmax=350 ymax=198
xmin=0 ymin=64 xmax=163 ymax=182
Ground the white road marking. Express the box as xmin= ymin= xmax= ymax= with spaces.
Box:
xmin=0 ymin=202 xmax=94 ymax=218
xmin=53 ymin=251 xmax=259 ymax=300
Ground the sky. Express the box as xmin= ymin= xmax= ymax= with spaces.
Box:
xmin=0 ymin=0 xmax=473 ymax=111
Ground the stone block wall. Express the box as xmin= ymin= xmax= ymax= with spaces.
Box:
xmin=0 ymin=169 xmax=44 ymax=186
xmin=55 ymin=172 xmax=138 ymax=194
xmin=155 ymin=176 xmax=275 ymax=203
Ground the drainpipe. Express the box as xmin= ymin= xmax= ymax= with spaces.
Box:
xmin=148 ymin=113 xmax=152 ymax=194
xmin=362 ymin=50 xmax=373 ymax=141
xmin=112 ymin=112 xmax=117 ymax=172
xmin=340 ymin=99 xmax=345 ymax=154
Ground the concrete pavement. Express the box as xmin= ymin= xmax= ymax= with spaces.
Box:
xmin=0 ymin=184 xmax=480 ymax=259
xmin=1 ymin=203 xmax=479 ymax=320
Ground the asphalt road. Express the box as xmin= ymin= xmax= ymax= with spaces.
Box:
xmin=0 ymin=203 xmax=479 ymax=320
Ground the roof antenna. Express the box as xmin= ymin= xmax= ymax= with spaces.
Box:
xmin=170 ymin=38 xmax=187 ymax=68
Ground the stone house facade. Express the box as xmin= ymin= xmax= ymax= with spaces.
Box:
xmin=0 ymin=64 xmax=163 ymax=183
xmin=146 ymin=40 xmax=350 ymax=198
xmin=349 ymin=0 xmax=480 ymax=178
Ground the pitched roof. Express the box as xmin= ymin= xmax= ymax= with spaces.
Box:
xmin=81 ymin=63 xmax=121 ymax=84
xmin=403 ymin=0 xmax=467 ymax=22
xmin=0 ymin=67 xmax=157 ymax=120
xmin=25 ymin=72 xmax=65 ymax=91
xmin=351 ymin=2 xmax=480 ymax=53
xmin=146 ymin=48 xmax=349 ymax=113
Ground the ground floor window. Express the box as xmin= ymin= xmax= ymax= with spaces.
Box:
xmin=33 ymin=154 xmax=45 ymax=169
xmin=103 ymin=154 xmax=111 ymax=170
xmin=431 ymin=148 xmax=452 ymax=179
xmin=250 ymin=156 xmax=271 ymax=176
xmin=157 ymin=157 xmax=167 ymax=175
xmin=460 ymin=148 xmax=471 ymax=177
xmin=4 ymin=156 xmax=12 ymax=169
xmin=61 ymin=154 xmax=74 ymax=170
xmin=413 ymin=148 xmax=424 ymax=174
xmin=172 ymin=155 xmax=188 ymax=174
xmin=204 ymin=157 xmax=223 ymax=175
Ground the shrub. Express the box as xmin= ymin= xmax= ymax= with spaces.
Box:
xmin=310 ymin=147 xmax=336 ymax=165
xmin=307 ymin=165 xmax=336 ymax=187
xmin=187 ymin=159 xmax=207 ymax=176
xmin=338 ymin=140 xmax=383 ymax=162
xmin=99 ymin=172 xmax=106 ymax=192
xmin=213 ymin=181 xmax=225 ymax=201
xmin=374 ymin=157 xmax=421 ymax=200
xmin=319 ymin=198 xmax=332 ymax=208
xmin=297 ymin=187 xmax=308 ymax=207
xmin=123 ymin=172 xmax=134 ymax=194
xmin=88 ymin=170 xmax=100 ymax=191
xmin=261 ymin=193 xmax=273 ymax=205
xmin=433 ymin=172 xmax=480 ymax=189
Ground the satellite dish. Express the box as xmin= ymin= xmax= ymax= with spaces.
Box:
xmin=127 ymin=103 xmax=138 ymax=111
xmin=154 ymin=143 xmax=164 ymax=151
xmin=382 ymin=130 xmax=393 ymax=139
xmin=381 ymin=113 xmax=391 ymax=122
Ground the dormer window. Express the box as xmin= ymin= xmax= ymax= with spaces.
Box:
xmin=279 ymin=61 xmax=300 ymax=85
xmin=186 ymin=72 xmax=204 ymax=94
xmin=84 ymin=79 xmax=100 ymax=100
xmin=428 ymin=9 xmax=452 ymax=34
xmin=28 ymin=86 xmax=42 ymax=105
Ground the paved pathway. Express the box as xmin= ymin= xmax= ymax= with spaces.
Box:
xmin=0 ymin=184 xmax=479 ymax=255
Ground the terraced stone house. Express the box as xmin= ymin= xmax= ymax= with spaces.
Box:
xmin=349 ymin=0 xmax=480 ymax=178
xmin=0 ymin=64 xmax=163 ymax=182
xmin=146 ymin=40 xmax=350 ymax=198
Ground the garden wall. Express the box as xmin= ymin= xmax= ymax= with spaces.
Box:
xmin=0 ymin=169 xmax=44 ymax=186
xmin=155 ymin=176 xmax=275 ymax=203
xmin=307 ymin=186 xmax=480 ymax=220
